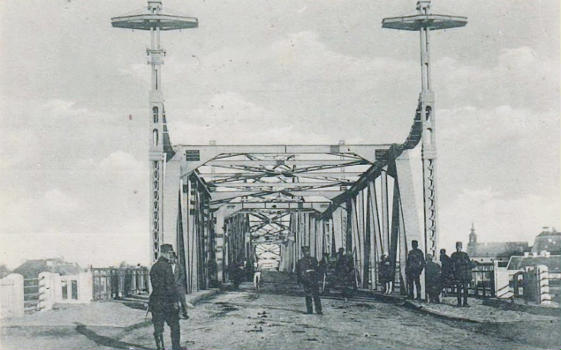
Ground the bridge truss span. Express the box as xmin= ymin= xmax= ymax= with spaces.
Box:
xmin=160 ymin=100 xmax=425 ymax=293
xmin=111 ymin=0 xmax=466 ymax=298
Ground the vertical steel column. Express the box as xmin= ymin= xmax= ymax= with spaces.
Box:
xmin=345 ymin=199 xmax=353 ymax=251
xmin=189 ymin=178 xmax=199 ymax=291
xmin=350 ymin=197 xmax=359 ymax=281
xmin=369 ymin=180 xmax=383 ymax=289
xmin=364 ymin=187 xmax=372 ymax=289
xmin=418 ymin=4 xmax=438 ymax=259
xmin=332 ymin=208 xmax=344 ymax=250
xmin=305 ymin=214 xmax=317 ymax=257
xmin=177 ymin=181 xmax=187 ymax=292
xmin=355 ymin=192 xmax=365 ymax=286
xmin=389 ymin=173 xmax=401 ymax=281
xmin=380 ymin=171 xmax=390 ymax=255
xmin=147 ymin=4 xmax=166 ymax=263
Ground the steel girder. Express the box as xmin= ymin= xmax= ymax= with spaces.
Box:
xmin=169 ymin=101 xmax=424 ymax=289
xmin=174 ymin=144 xmax=379 ymax=206
xmin=318 ymin=104 xmax=422 ymax=220
xmin=329 ymin=151 xmax=422 ymax=293
xmin=210 ymin=190 xmax=344 ymax=203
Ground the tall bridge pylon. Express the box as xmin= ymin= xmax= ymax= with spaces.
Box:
xmin=382 ymin=0 xmax=467 ymax=259
xmin=111 ymin=0 xmax=198 ymax=262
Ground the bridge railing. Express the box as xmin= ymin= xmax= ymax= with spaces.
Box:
xmin=470 ymin=264 xmax=495 ymax=297
xmin=92 ymin=267 xmax=149 ymax=301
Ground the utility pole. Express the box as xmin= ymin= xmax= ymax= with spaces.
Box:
xmin=112 ymin=1 xmax=198 ymax=263
xmin=382 ymin=1 xmax=467 ymax=259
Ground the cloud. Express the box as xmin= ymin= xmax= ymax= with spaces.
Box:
xmin=0 ymin=151 xmax=148 ymax=268
xmin=433 ymin=46 xmax=560 ymax=111
xmin=437 ymin=105 xmax=559 ymax=198
xmin=170 ymin=92 xmax=319 ymax=144
xmin=165 ymin=31 xmax=419 ymax=145
xmin=99 ymin=150 xmax=146 ymax=178
xmin=43 ymin=188 xmax=81 ymax=213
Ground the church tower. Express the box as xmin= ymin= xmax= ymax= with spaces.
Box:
xmin=467 ymin=222 xmax=477 ymax=255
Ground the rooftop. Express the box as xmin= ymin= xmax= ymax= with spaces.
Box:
xmin=507 ymin=255 xmax=561 ymax=273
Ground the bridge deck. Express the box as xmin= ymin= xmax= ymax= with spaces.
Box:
xmin=2 ymin=275 xmax=557 ymax=350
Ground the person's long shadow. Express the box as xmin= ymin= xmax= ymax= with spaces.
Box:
xmin=75 ymin=323 xmax=153 ymax=350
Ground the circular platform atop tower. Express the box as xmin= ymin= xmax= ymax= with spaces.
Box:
xmin=382 ymin=14 xmax=467 ymax=31
xmin=111 ymin=13 xmax=198 ymax=31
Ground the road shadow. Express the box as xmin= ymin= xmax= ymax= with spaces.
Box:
xmin=75 ymin=323 xmax=153 ymax=350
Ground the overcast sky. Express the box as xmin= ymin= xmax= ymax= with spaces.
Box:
xmin=0 ymin=0 xmax=559 ymax=268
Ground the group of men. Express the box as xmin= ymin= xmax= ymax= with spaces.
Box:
xmin=295 ymin=246 xmax=359 ymax=314
xmin=148 ymin=240 xmax=474 ymax=348
xmin=405 ymin=240 xmax=473 ymax=307
xmin=148 ymin=244 xmax=190 ymax=350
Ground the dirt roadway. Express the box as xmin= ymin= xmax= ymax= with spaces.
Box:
xmin=1 ymin=290 xmax=559 ymax=350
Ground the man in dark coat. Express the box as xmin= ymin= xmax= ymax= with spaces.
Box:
xmin=335 ymin=248 xmax=355 ymax=298
xmin=296 ymin=246 xmax=323 ymax=314
xmin=451 ymin=241 xmax=472 ymax=307
xmin=149 ymin=244 xmax=181 ymax=350
xmin=425 ymin=254 xmax=442 ymax=303
xmin=406 ymin=240 xmax=425 ymax=300
xmin=171 ymin=252 xmax=189 ymax=319
xmin=439 ymin=248 xmax=454 ymax=296
xmin=229 ymin=258 xmax=244 ymax=289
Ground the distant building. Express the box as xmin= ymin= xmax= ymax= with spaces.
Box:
xmin=532 ymin=227 xmax=561 ymax=255
xmin=13 ymin=258 xmax=82 ymax=279
xmin=466 ymin=223 xmax=529 ymax=264
xmin=507 ymin=253 xmax=561 ymax=280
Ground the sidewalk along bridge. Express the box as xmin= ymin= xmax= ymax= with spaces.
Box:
xmin=111 ymin=0 xmax=467 ymax=298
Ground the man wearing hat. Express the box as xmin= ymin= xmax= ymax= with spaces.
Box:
xmin=149 ymin=244 xmax=181 ymax=350
xmin=451 ymin=241 xmax=472 ymax=307
xmin=439 ymin=248 xmax=454 ymax=296
xmin=425 ymin=254 xmax=442 ymax=303
xmin=405 ymin=240 xmax=425 ymax=300
xmin=296 ymin=246 xmax=323 ymax=314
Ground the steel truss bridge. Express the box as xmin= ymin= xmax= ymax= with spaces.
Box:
xmin=111 ymin=0 xmax=467 ymax=297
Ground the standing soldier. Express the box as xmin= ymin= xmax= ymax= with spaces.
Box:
xmin=451 ymin=241 xmax=472 ymax=307
xmin=149 ymin=244 xmax=181 ymax=350
xmin=335 ymin=248 xmax=355 ymax=299
xmin=296 ymin=246 xmax=323 ymax=314
xmin=406 ymin=240 xmax=425 ymax=300
xmin=425 ymin=254 xmax=442 ymax=303
xmin=439 ymin=248 xmax=454 ymax=296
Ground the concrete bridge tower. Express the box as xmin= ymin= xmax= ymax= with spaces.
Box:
xmin=383 ymin=0 xmax=467 ymax=258
xmin=111 ymin=1 xmax=198 ymax=262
